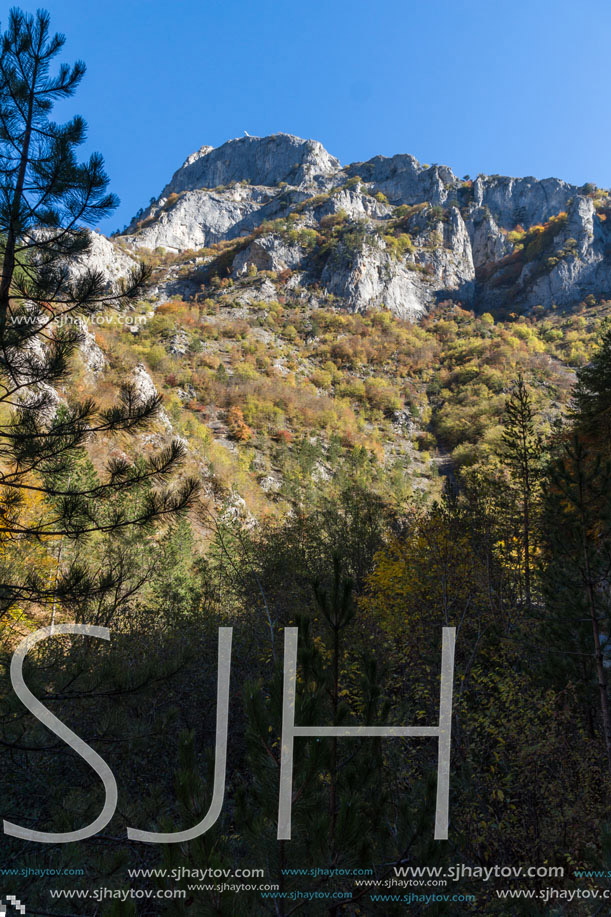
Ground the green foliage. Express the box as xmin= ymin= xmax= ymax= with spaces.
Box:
xmin=499 ymin=375 xmax=544 ymax=606
xmin=0 ymin=7 xmax=196 ymax=620
xmin=383 ymin=231 xmax=414 ymax=259
xmin=573 ymin=319 xmax=611 ymax=442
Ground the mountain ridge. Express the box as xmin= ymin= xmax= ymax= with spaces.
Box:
xmin=115 ymin=132 xmax=611 ymax=318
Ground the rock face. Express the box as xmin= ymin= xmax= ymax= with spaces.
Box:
xmin=117 ymin=132 xmax=611 ymax=317
xmin=232 ymin=233 xmax=304 ymax=276
xmin=472 ymin=175 xmax=574 ymax=229
xmin=78 ymin=321 xmax=106 ymax=374
xmin=466 ymin=208 xmax=512 ymax=269
xmin=345 ymin=154 xmax=455 ymax=207
xmin=128 ymin=186 xmax=272 ymax=251
xmin=70 ymin=231 xmax=138 ymax=285
xmin=517 ymin=196 xmax=611 ymax=309
xmin=132 ymin=363 xmax=159 ymax=405
xmin=161 ymin=134 xmax=340 ymax=195
xmin=321 ymin=234 xmax=428 ymax=317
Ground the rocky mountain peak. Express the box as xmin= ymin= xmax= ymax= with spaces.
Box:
xmin=116 ymin=133 xmax=611 ymax=319
xmin=160 ymin=133 xmax=340 ymax=198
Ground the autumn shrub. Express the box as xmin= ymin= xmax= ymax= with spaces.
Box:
xmin=383 ymin=232 xmax=413 ymax=259
xmin=227 ymin=406 xmax=253 ymax=442
xmin=144 ymin=344 xmax=167 ymax=372
xmin=364 ymin=378 xmax=402 ymax=414
xmin=232 ymin=362 xmax=260 ymax=382
xmin=310 ymin=369 xmax=333 ymax=390
xmin=330 ymin=339 xmax=363 ymax=367
xmin=242 ymin=396 xmax=285 ymax=433
xmin=149 ymin=313 xmax=175 ymax=336
xmin=336 ymin=378 xmax=366 ymax=401
xmin=320 ymin=211 xmax=347 ymax=231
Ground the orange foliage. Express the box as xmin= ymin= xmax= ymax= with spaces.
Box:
xmin=227 ymin=406 xmax=253 ymax=442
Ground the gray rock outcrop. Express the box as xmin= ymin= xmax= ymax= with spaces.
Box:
xmin=232 ymin=233 xmax=304 ymax=276
xmin=71 ymin=231 xmax=138 ymax=284
xmin=116 ymin=133 xmax=611 ymax=317
xmin=160 ymin=134 xmax=340 ymax=195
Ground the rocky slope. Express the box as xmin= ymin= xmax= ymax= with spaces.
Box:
xmin=113 ymin=132 xmax=611 ymax=317
xmin=51 ymin=133 xmax=611 ymax=520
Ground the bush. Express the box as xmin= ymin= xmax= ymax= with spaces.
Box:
xmin=383 ymin=232 xmax=413 ymax=259
xmin=451 ymin=442 xmax=480 ymax=466
xmin=233 ymin=362 xmax=260 ymax=382
xmin=320 ymin=211 xmax=347 ymax=230
xmin=337 ymin=378 xmax=366 ymax=401
xmin=145 ymin=344 xmax=167 ymax=371
xmin=227 ymin=406 xmax=253 ymax=442
xmin=310 ymin=369 xmax=333 ymax=390
xmin=364 ymin=378 xmax=402 ymax=413
xmin=344 ymin=175 xmax=362 ymax=190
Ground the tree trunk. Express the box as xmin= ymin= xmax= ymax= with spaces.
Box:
xmin=0 ymin=76 xmax=37 ymax=330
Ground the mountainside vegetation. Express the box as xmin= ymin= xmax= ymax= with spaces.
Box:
xmin=82 ymin=255 xmax=610 ymax=519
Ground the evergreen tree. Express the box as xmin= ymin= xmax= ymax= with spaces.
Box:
xmin=0 ymin=8 xmax=198 ymax=617
xmin=572 ymin=319 xmax=611 ymax=452
xmin=232 ymin=557 xmax=434 ymax=915
xmin=542 ymin=434 xmax=611 ymax=776
xmin=542 ymin=323 xmax=611 ymax=776
xmin=500 ymin=374 xmax=543 ymax=608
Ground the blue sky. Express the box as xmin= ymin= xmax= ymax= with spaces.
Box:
xmin=11 ymin=0 xmax=611 ymax=232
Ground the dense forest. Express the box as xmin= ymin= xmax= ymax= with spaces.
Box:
xmin=0 ymin=8 xmax=610 ymax=916
xmin=3 ymin=334 xmax=611 ymax=914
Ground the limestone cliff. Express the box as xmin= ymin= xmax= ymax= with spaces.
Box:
xmin=113 ymin=133 xmax=611 ymax=317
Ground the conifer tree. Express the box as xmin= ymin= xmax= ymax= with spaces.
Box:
xmin=543 ymin=434 xmax=611 ymax=776
xmin=500 ymin=374 xmax=543 ymax=608
xmin=234 ymin=557 xmax=432 ymax=914
xmin=541 ymin=325 xmax=611 ymax=777
xmin=572 ymin=320 xmax=611 ymax=452
xmin=0 ymin=8 xmax=198 ymax=617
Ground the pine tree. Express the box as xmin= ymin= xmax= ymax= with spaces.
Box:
xmin=559 ymin=322 xmax=611 ymax=774
xmin=543 ymin=434 xmax=611 ymax=776
xmin=0 ymin=8 xmax=198 ymax=617
xmin=233 ymin=557 xmax=430 ymax=914
xmin=572 ymin=319 xmax=611 ymax=452
xmin=500 ymin=374 xmax=543 ymax=608
xmin=542 ymin=324 xmax=611 ymax=777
